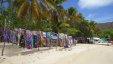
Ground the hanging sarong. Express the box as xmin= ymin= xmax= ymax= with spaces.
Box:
xmin=26 ymin=30 xmax=32 ymax=49
xmin=46 ymin=32 xmax=51 ymax=47
xmin=18 ymin=28 xmax=22 ymax=45
xmin=40 ymin=36 xmax=46 ymax=47
xmin=19 ymin=30 xmax=25 ymax=48
xmin=38 ymin=31 xmax=45 ymax=47
xmin=64 ymin=35 xmax=68 ymax=48
xmin=38 ymin=31 xmax=41 ymax=47
xmin=42 ymin=32 xmax=47 ymax=47
xmin=14 ymin=28 xmax=18 ymax=45
xmin=2 ymin=29 xmax=10 ymax=42
xmin=32 ymin=31 xmax=38 ymax=48
xmin=9 ymin=30 xmax=16 ymax=44
xmin=9 ymin=30 xmax=12 ymax=43
xmin=10 ymin=31 xmax=17 ymax=44
xmin=59 ymin=39 xmax=62 ymax=47
xmin=51 ymin=33 xmax=58 ymax=47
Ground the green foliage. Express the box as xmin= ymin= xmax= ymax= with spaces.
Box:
xmin=55 ymin=0 xmax=67 ymax=4
xmin=0 ymin=16 xmax=5 ymax=27
xmin=66 ymin=28 xmax=79 ymax=36
xmin=0 ymin=0 xmax=100 ymax=38
xmin=99 ymin=29 xmax=113 ymax=39
xmin=68 ymin=7 xmax=77 ymax=16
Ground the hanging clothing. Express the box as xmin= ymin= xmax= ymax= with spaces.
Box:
xmin=15 ymin=28 xmax=18 ymax=45
xmin=32 ymin=31 xmax=39 ymax=48
xmin=46 ymin=32 xmax=51 ymax=47
xmin=9 ymin=30 xmax=17 ymax=44
xmin=2 ymin=29 xmax=10 ymax=42
xmin=51 ymin=33 xmax=58 ymax=47
xmin=12 ymin=31 xmax=17 ymax=44
xmin=19 ymin=30 xmax=25 ymax=48
xmin=59 ymin=33 xmax=64 ymax=47
xmin=64 ymin=35 xmax=69 ymax=48
xmin=39 ymin=31 xmax=46 ymax=47
xmin=18 ymin=28 xmax=22 ymax=45
xmin=26 ymin=30 xmax=32 ymax=49
xmin=9 ymin=30 xmax=13 ymax=43
xmin=33 ymin=35 xmax=38 ymax=48
xmin=42 ymin=32 xmax=47 ymax=47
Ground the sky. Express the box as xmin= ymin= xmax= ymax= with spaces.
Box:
xmin=2 ymin=0 xmax=113 ymax=23
xmin=62 ymin=0 xmax=113 ymax=23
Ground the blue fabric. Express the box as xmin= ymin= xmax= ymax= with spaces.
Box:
xmin=2 ymin=29 xmax=10 ymax=42
xmin=26 ymin=32 xmax=32 ymax=49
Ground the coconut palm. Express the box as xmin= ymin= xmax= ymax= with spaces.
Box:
xmin=45 ymin=0 xmax=68 ymax=49
xmin=13 ymin=0 xmax=68 ymax=49
xmin=13 ymin=0 xmax=55 ymax=22
xmin=88 ymin=21 xmax=99 ymax=37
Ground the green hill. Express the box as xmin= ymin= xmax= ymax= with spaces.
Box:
xmin=97 ymin=22 xmax=113 ymax=31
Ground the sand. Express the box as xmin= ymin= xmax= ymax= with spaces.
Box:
xmin=0 ymin=43 xmax=97 ymax=64
xmin=56 ymin=45 xmax=113 ymax=64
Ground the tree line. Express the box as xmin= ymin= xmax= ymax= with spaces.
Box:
xmin=0 ymin=0 xmax=100 ymax=38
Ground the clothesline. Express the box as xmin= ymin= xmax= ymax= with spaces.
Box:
xmin=1 ymin=28 xmax=76 ymax=49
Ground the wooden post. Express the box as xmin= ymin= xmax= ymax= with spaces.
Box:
xmin=1 ymin=42 xmax=5 ymax=56
xmin=1 ymin=19 xmax=6 ymax=56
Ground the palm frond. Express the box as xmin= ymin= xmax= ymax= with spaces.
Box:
xmin=43 ymin=0 xmax=55 ymax=9
xmin=17 ymin=1 xmax=29 ymax=18
xmin=31 ymin=0 xmax=40 ymax=20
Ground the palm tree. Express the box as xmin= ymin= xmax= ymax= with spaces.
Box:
xmin=88 ymin=21 xmax=99 ymax=37
xmin=13 ymin=0 xmax=68 ymax=49
xmin=13 ymin=0 xmax=55 ymax=24
xmin=46 ymin=0 xmax=68 ymax=49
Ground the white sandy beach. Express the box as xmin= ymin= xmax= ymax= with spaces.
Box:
xmin=0 ymin=43 xmax=98 ymax=64
xmin=3 ymin=43 xmax=113 ymax=64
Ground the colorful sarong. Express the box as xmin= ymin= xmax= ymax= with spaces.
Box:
xmin=19 ymin=30 xmax=25 ymax=48
xmin=26 ymin=30 xmax=32 ymax=49
xmin=2 ymin=29 xmax=10 ymax=42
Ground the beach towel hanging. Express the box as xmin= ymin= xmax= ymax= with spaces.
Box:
xmin=32 ymin=31 xmax=38 ymax=48
xmin=26 ymin=30 xmax=32 ymax=49
xmin=46 ymin=32 xmax=51 ymax=47
xmin=59 ymin=33 xmax=63 ymax=47
xmin=12 ymin=31 xmax=17 ymax=44
xmin=39 ymin=31 xmax=46 ymax=47
xmin=19 ymin=29 xmax=25 ymax=48
xmin=51 ymin=33 xmax=58 ymax=47
xmin=2 ymin=29 xmax=10 ymax=42
xmin=9 ymin=30 xmax=13 ymax=43
xmin=14 ymin=28 xmax=18 ymax=45
xmin=42 ymin=32 xmax=47 ymax=47
xmin=64 ymin=34 xmax=68 ymax=48
xmin=18 ymin=28 xmax=22 ymax=45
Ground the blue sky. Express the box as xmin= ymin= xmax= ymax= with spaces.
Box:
xmin=62 ymin=0 xmax=113 ymax=23
xmin=2 ymin=0 xmax=113 ymax=23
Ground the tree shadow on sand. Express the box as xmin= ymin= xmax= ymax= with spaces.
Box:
xmin=0 ymin=43 xmax=53 ymax=57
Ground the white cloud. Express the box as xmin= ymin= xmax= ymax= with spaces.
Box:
xmin=86 ymin=14 xmax=94 ymax=20
xmin=78 ymin=0 xmax=113 ymax=9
